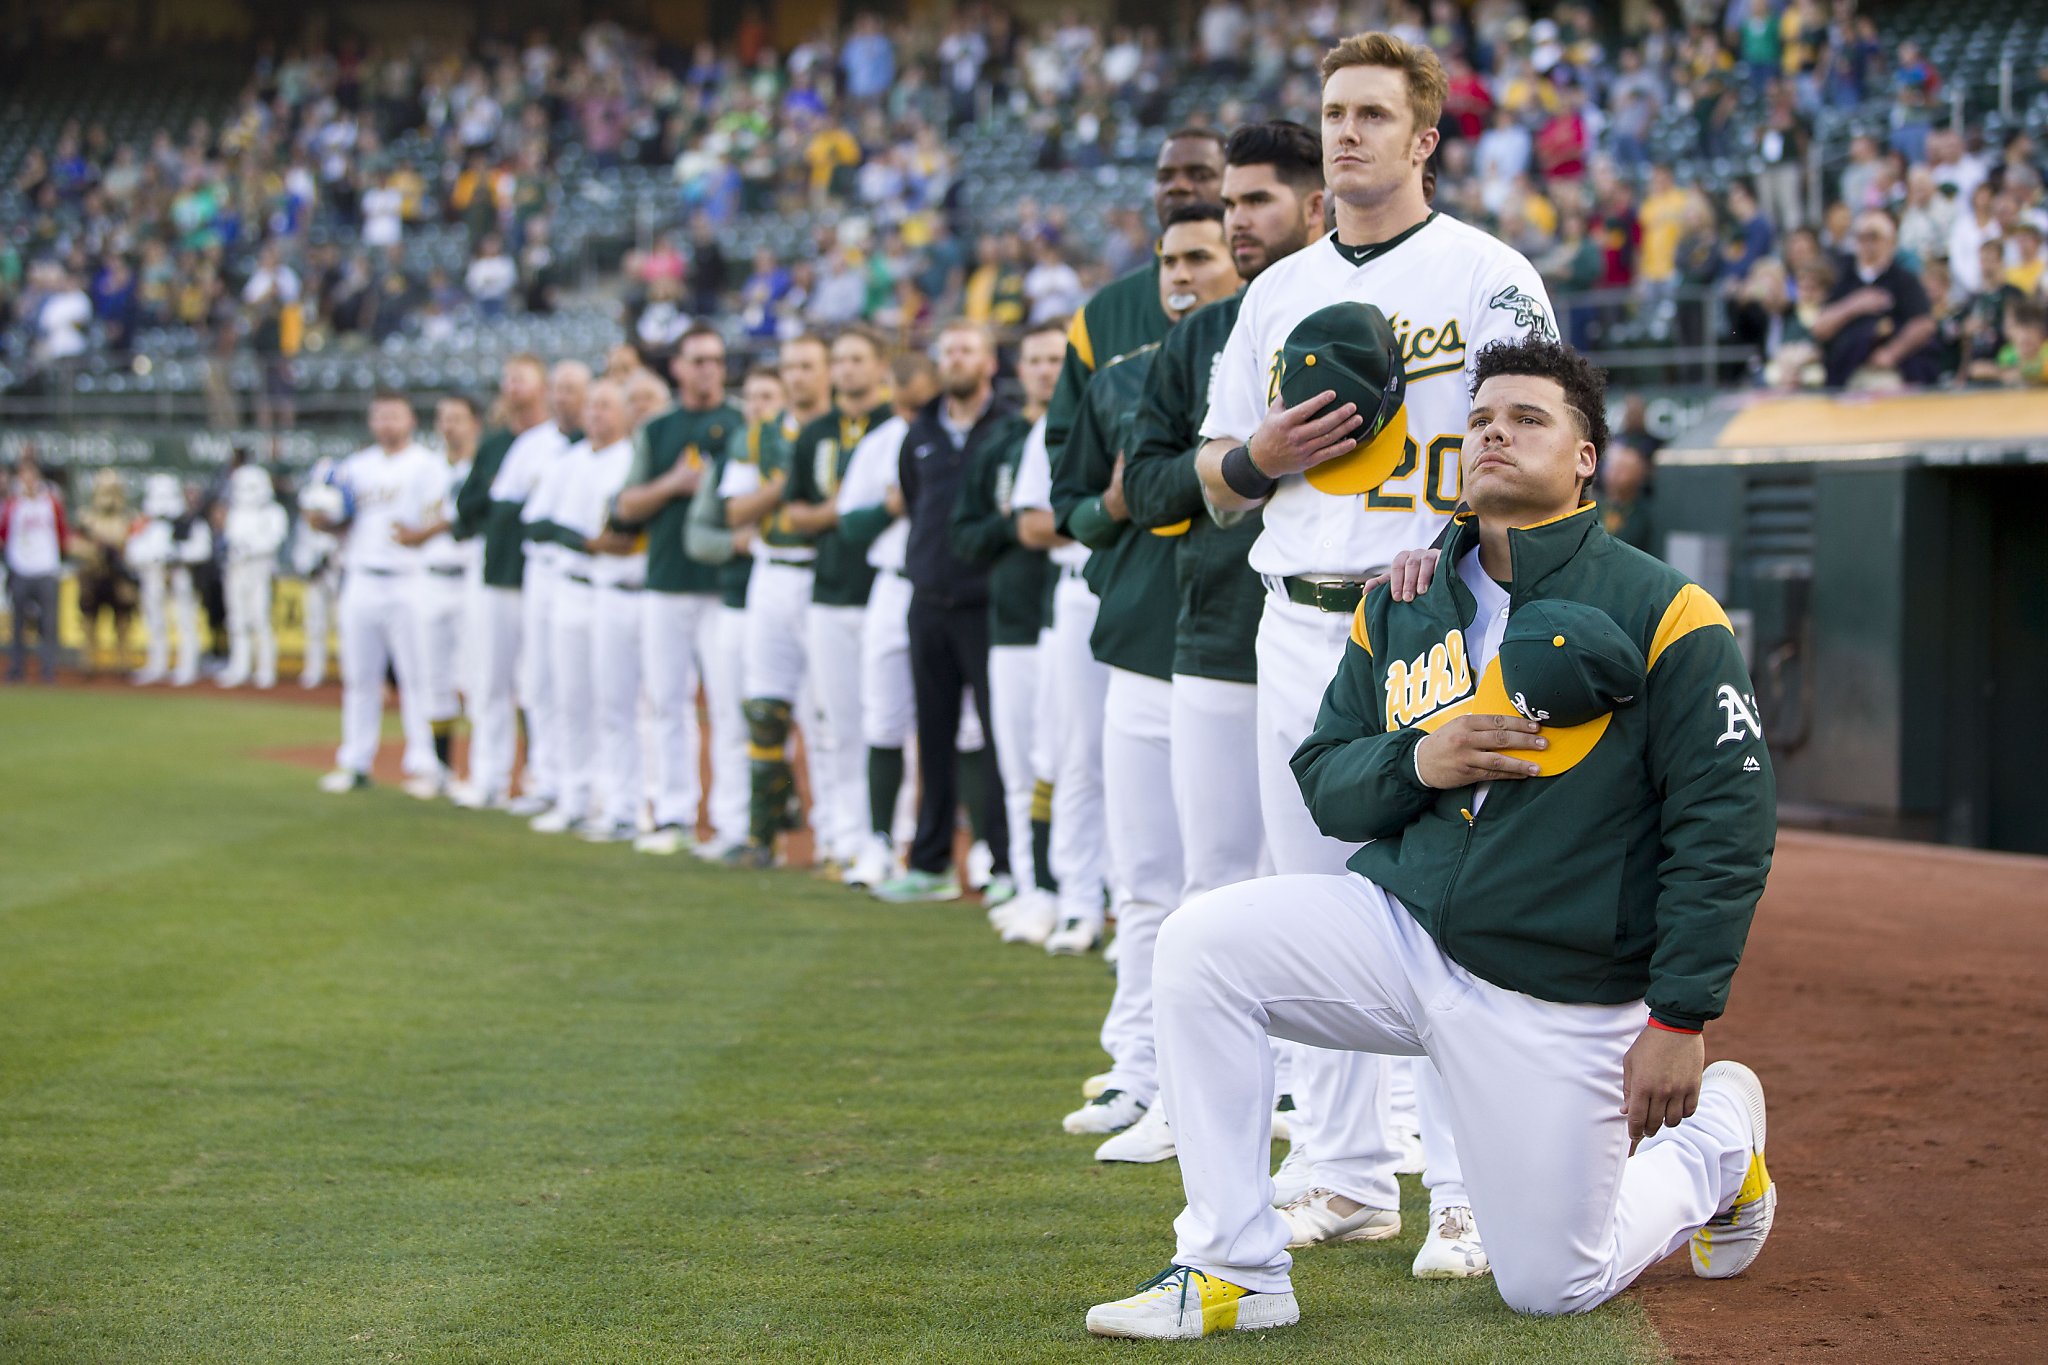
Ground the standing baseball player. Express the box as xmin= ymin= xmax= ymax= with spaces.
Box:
xmin=612 ymin=326 xmax=744 ymax=856
xmin=1085 ymin=335 xmax=1779 ymax=1338
xmin=393 ymin=394 xmax=484 ymax=797
xmin=217 ymin=465 xmax=288 ymax=690
xmin=682 ymin=366 xmax=788 ymax=861
xmin=1103 ymin=121 xmax=1327 ymax=1169
xmin=831 ymin=352 xmax=954 ymax=890
xmin=509 ymin=360 xmax=591 ymax=819
xmin=449 ymin=355 xmax=556 ymax=810
xmin=776 ymin=327 xmax=898 ymax=877
xmin=1049 ymin=203 xmax=1242 ymax=1146
xmin=1182 ymin=33 xmax=1562 ymax=1276
xmin=292 ymin=458 xmax=342 ymax=690
xmin=315 ymin=390 xmax=445 ymax=793
xmin=716 ymin=336 xmax=830 ymax=867
xmin=951 ymin=320 xmax=1065 ymax=933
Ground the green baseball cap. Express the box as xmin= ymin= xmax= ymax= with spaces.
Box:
xmin=1417 ymin=600 xmax=1645 ymax=775
xmin=1277 ymin=301 xmax=1409 ymax=495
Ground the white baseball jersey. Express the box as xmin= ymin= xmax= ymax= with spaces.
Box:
xmin=488 ymin=419 xmax=567 ymax=504
xmin=1009 ymin=415 xmax=1088 ymax=570
xmin=837 ymin=413 xmax=910 ymax=572
xmin=583 ymin=439 xmax=645 ymax=587
xmin=332 ymin=442 xmax=443 ymax=575
xmin=419 ymin=455 xmax=476 ymax=574
xmin=521 ymin=437 xmax=581 ymax=576
xmin=1201 ymin=214 xmax=1558 ymax=578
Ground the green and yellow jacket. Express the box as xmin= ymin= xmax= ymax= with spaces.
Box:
xmin=1292 ymin=505 xmax=1775 ymax=1031
xmin=786 ymin=401 xmax=893 ymax=606
xmin=451 ymin=428 xmax=519 ymax=586
xmin=950 ymin=414 xmax=1054 ymax=648
xmin=1122 ymin=292 xmax=1265 ymax=685
xmin=1051 ymin=342 xmax=1177 ymax=680
xmin=1042 ymin=258 xmax=1166 ymax=467
xmin=615 ymin=402 xmax=742 ymax=595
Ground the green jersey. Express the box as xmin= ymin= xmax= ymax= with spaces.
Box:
xmin=786 ymin=401 xmax=893 ymax=606
xmin=451 ymin=428 xmax=518 ymax=586
xmin=1042 ymin=259 xmax=1166 ymax=470
xmin=617 ymin=402 xmax=741 ymax=594
xmin=1050 ymin=342 xmax=1177 ymax=680
xmin=1122 ymin=293 xmax=1266 ymax=685
xmin=950 ymin=414 xmax=1054 ymax=647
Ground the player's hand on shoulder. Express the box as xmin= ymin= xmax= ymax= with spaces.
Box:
xmin=1363 ymin=547 xmax=1441 ymax=602
xmin=1247 ymin=392 xmax=1364 ymax=479
xmin=1414 ymin=713 xmax=1544 ymax=789
xmin=1621 ymin=1024 xmax=1704 ymax=1153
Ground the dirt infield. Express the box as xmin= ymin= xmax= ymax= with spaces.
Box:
xmin=1635 ymin=831 xmax=2048 ymax=1363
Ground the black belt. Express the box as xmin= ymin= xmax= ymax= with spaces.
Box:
xmin=357 ymin=566 xmax=400 ymax=578
xmin=765 ymin=554 xmax=815 ymax=568
xmin=1059 ymin=564 xmax=1086 ymax=580
xmin=890 ymin=567 xmax=910 ymax=579
xmin=1281 ymin=575 xmax=1369 ymax=615
xmin=427 ymin=565 xmax=464 ymax=578
xmin=562 ymin=571 xmax=592 ymax=586
xmin=604 ymin=580 xmax=644 ymax=593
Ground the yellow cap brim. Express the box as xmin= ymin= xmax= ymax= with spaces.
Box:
xmin=1305 ymin=402 xmax=1408 ymax=495
xmin=1414 ymin=656 xmax=1610 ymax=777
xmin=1148 ymin=518 xmax=1192 ymax=538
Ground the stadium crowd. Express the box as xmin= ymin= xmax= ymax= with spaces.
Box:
xmin=4 ymin=0 xmax=2048 ymax=409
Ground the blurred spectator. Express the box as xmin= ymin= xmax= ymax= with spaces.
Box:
xmin=1811 ymin=210 xmax=1939 ymax=389
xmin=464 ymin=233 xmax=517 ymax=318
xmin=1993 ymin=296 xmax=2048 ymax=387
xmin=33 ymin=263 xmax=92 ymax=366
xmin=2 ymin=450 xmax=67 ymax=683
xmin=1597 ymin=438 xmax=1655 ymax=554
xmin=1022 ymin=239 xmax=1084 ymax=325
xmin=242 ymin=241 xmax=300 ymax=435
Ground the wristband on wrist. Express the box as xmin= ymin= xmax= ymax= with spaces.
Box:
xmin=1646 ymin=1017 xmax=1703 ymax=1035
xmin=1220 ymin=444 xmax=1277 ymax=500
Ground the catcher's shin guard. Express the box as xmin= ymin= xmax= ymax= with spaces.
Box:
xmin=744 ymin=697 xmax=798 ymax=846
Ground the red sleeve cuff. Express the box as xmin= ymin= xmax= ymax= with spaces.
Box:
xmin=1647 ymin=1018 xmax=1703 ymax=1036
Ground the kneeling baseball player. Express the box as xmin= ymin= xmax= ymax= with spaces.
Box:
xmin=1087 ymin=336 xmax=1777 ymax=1337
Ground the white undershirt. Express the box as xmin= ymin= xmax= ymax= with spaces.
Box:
xmin=1455 ymin=547 xmax=1512 ymax=812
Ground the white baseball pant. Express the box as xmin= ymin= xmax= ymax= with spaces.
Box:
xmin=413 ymin=569 xmax=467 ymax=727
xmin=1096 ymin=666 xmax=1185 ymax=1104
xmin=593 ymin=582 xmax=645 ymax=830
xmin=170 ymin=567 xmax=203 ymax=686
xmin=300 ymin=569 xmax=337 ymax=687
xmin=335 ymin=569 xmax=433 ymax=777
xmin=1169 ymin=674 xmax=1266 ymax=902
xmin=224 ymin=559 xmax=278 ymax=688
xmin=1256 ymin=593 xmax=1466 ymax=1214
xmin=518 ymin=565 xmax=559 ymax=802
xmin=549 ymin=574 xmax=598 ymax=820
xmin=468 ymin=585 xmax=523 ymax=801
xmin=641 ymin=589 xmax=722 ymax=835
xmin=806 ymin=602 xmax=869 ymax=864
xmin=987 ymin=640 xmax=1042 ymax=888
xmin=859 ymin=569 xmax=983 ymax=847
xmin=1157 ymin=871 xmax=1756 ymax=1315
xmin=743 ymin=560 xmax=814 ymax=704
xmin=702 ymin=605 xmax=752 ymax=843
xmin=1046 ymin=572 xmax=1109 ymax=931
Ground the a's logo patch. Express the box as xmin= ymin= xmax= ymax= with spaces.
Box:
xmin=1488 ymin=285 xmax=1558 ymax=341
xmin=1714 ymin=685 xmax=1765 ymax=747
xmin=1384 ymin=629 xmax=1475 ymax=729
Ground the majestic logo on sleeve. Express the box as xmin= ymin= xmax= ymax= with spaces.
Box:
xmin=1384 ymin=629 xmax=1475 ymax=729
xmin=1714 ymin=685 xmax=1765 ymax=746
xmin=1488 ymin=285 xmax=1558 ymax=341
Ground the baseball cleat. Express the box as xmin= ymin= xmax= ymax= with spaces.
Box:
xmin=1279 ymin=1189 xmax=1401 ymax=1247
xmin=1062 ymin=1088 xmax=1146 ymax=1135
xmin=634 ymin=824 xmax=692 ymax=856
xmin=505 ymin=793 xmax=552 ymax=817
xmin=1270 ymin=1092 xmax=1297 ymax=1143
xmin=811 ymin=857 xmax=847 ymax=882
xmin=844 ymin=835 xmax=894 ymax=889
xmin=1096 ymin=1102 xmax=1175 ymax=1163
xmin=131 ymin=667 xmax=165 ymax=686
xmin=690 ymin=836 xmax=740 ymax=863
xmin=1411 ymin=1205 xmax=1490 ymax=1279
xmin=578 ymin=818 xmax=633 ymax=843
xmin=1081 ymin=1072 xmax=1113 ymax=1101
xmin=721 ymin=843 xmax=777 ymax=870
xmin=528 ymin=806 xmax=577 ymax=835
xmin=1044 ymin=917 xmax=1102 ymax=956
xmin=401 ymin=773 xmax=447 ymax=801
xmin=998 ymin=890 xmax=1058 ymax=945
xmin=1691 ymin=1060 xmax=1775 ymax=1280
xmin=872 ymin=868 xmax=961 ymax=903
xmin=1270 ymin=1144 xmax=1316 ymax=1207
xmin=1086 ymin=1266 xmax=1297 ymax=1340
xmin=1393 ymin=1125 xmax=1424 ymax=1176
xmin=965 ymin=839 xmax=995 ymax=891
xmin=981 ymin=873 xmax=1018 ymax=909
xmin=317 ymin=769 xmax=369 ymax=794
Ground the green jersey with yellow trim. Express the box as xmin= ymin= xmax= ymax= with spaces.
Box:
xmin=787 ymin=401 xmax=893 ymax=606
xmin=1294 ymin=505 xmax=1775 ymax=1031
xmin=1042 ymin=259 xmax=1167 ymax=471
xmin=951 ymin=413 xmax=1053 ymax=647
xmin=619 ymin=402 xmax=741 ymax=594
xmin=1123 ymin=292 xmax=1265 ymax=685
xmin=1050 ymin=341 xmax=1176 ymax=680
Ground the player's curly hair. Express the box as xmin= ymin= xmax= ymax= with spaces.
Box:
xmin=1468 ymin=337 xmax=1611 ymax=489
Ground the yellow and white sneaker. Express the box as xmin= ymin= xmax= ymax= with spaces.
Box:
xmin=1691 ymin=1060 xmax=1776 ymax=1279
xmin=1080 ymin=1072 xmax=1113 ymax=1100
xmin=1086 ymin=1266 xmax=1298 ymax=1340
xmin=1279 ymin=1188 xmax=1401 ymax=1247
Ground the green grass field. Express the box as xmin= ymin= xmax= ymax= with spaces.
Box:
xmin=0 ymin=689 xmax=1667 ymax=1363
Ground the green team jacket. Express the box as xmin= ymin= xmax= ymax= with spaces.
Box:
xmin=683 ymin=423 xmax=772 ymax=610
xmin=450 ymin=428 xmax=526 ymax=589
xmin=1122 ymin=292 xmax=1266 ymax=685
xmin=1292 ymin=505 xmax=1776 ymax=1031
xmin=1042 ymin=258 xmax=1166 ymax=469
xmin=786 ymin=401 xmax=893 ymax=606
xmin=1050 ymin=342 xmax=1177 ymax=680
xmin=615 ymin=402 xmax=742 ymax=594
xmin=950 ymin=415 xmax=1054 ymax=647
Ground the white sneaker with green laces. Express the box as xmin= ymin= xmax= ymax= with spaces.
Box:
xmin=1279 ymin=1188 xmax=1401 ymax=1247
xmin=1062 ymin=1088 xmax=1146 ymax=1135
xmin=1086 ymin=1266 xmax=1298 ymax=1340
xmin=872 ymin=868 xmax=961 ymax=903
xmin=1410 ymin=1205 xmax=1490 ymax=1278
xmin=1691 ymin=1059 xmax=1776 ymax=1279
